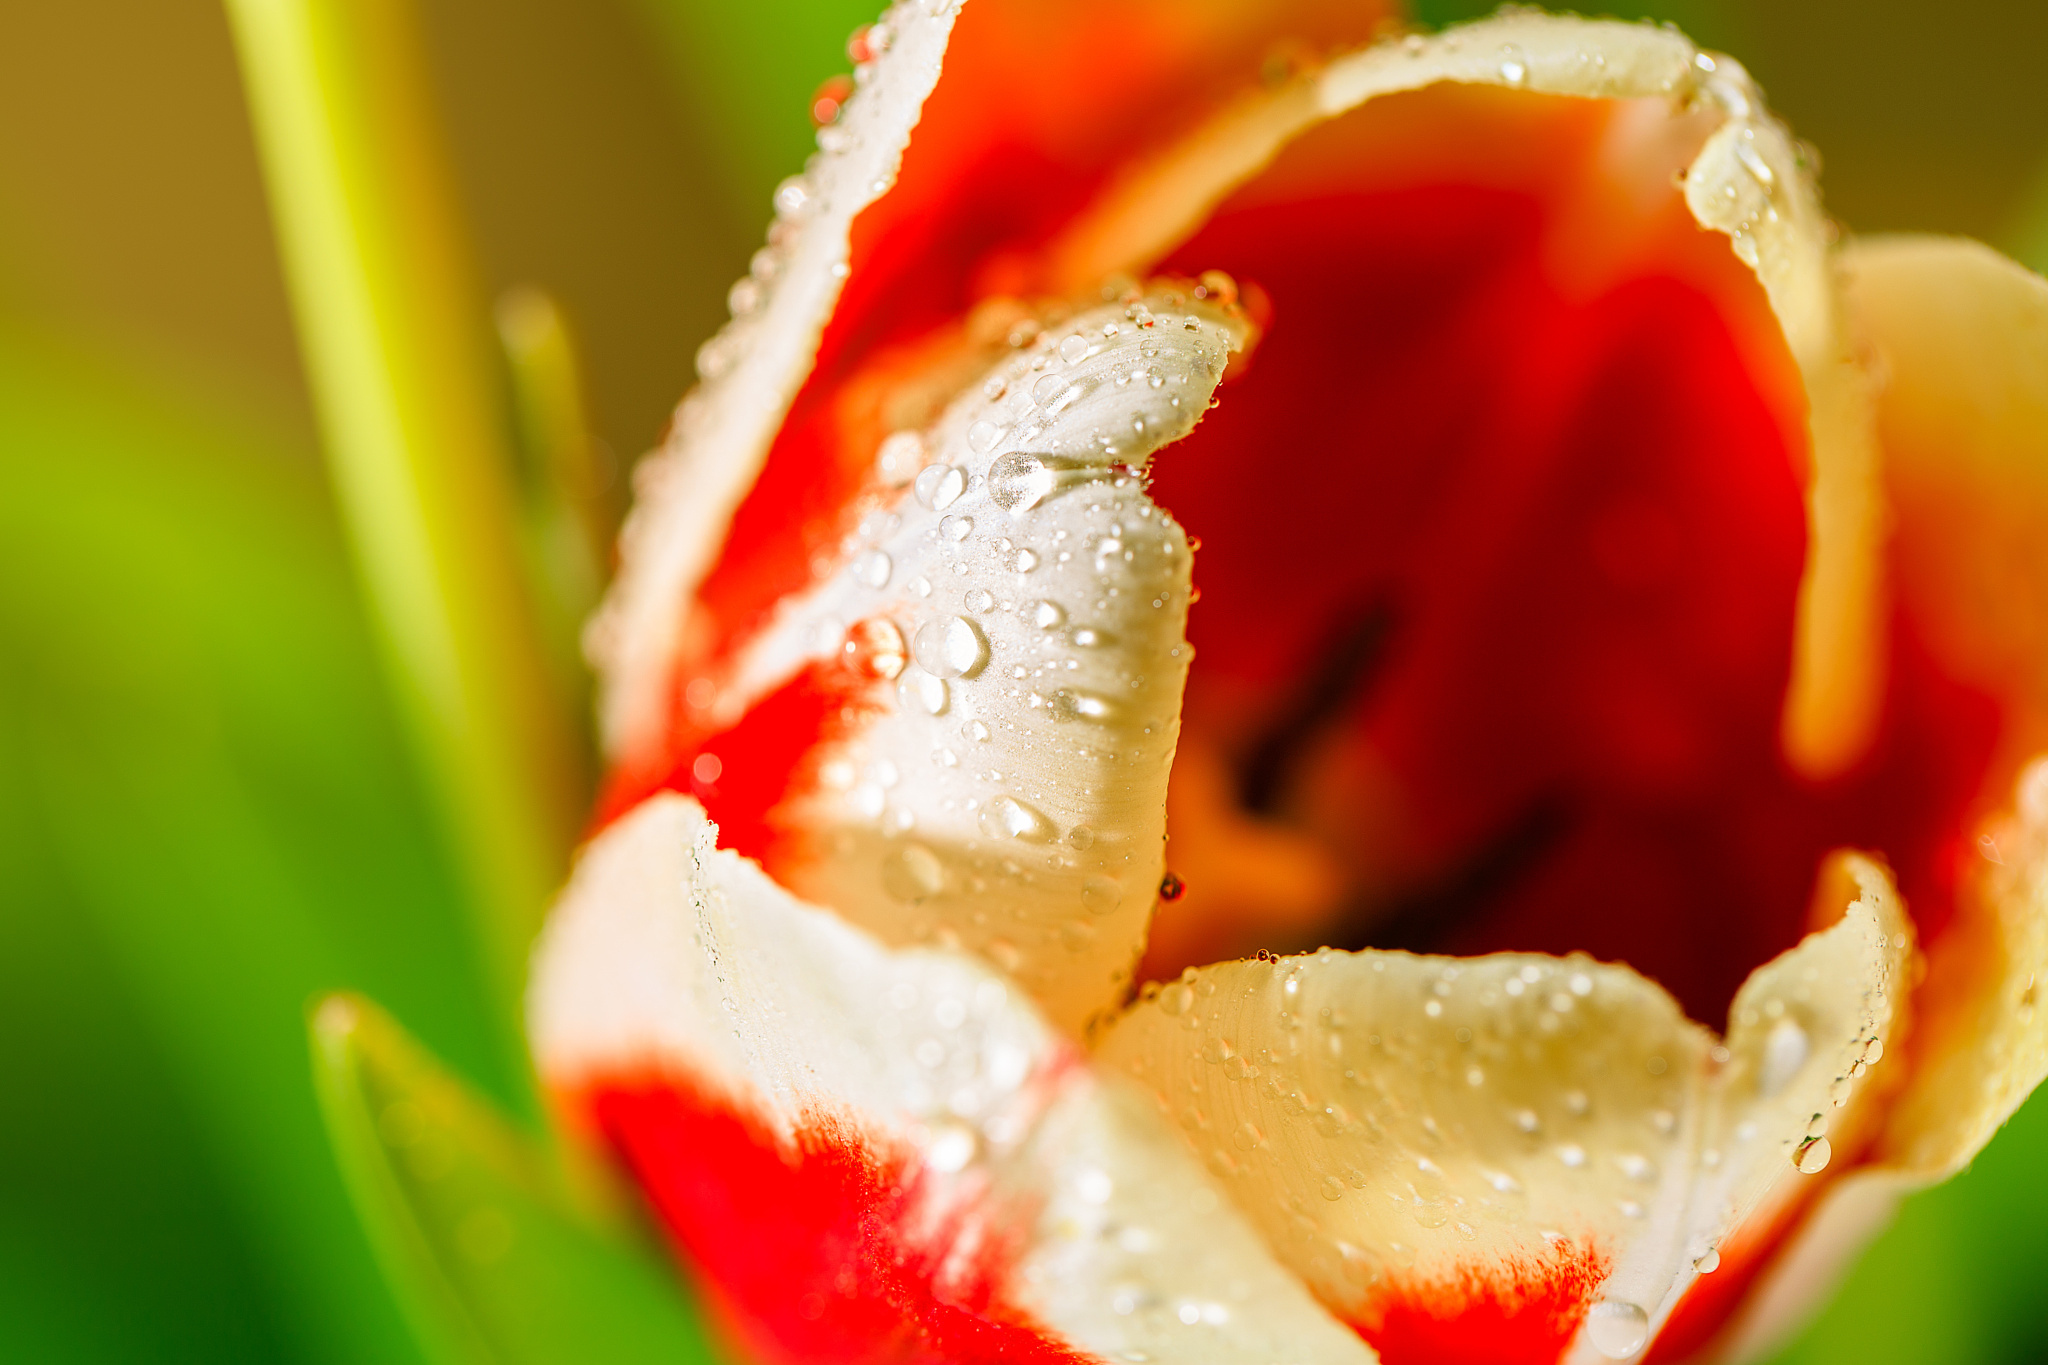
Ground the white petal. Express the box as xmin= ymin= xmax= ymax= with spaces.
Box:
xmin=1094 ymin=854 xmax=1910 ymax=1362
xmin=591 ymin=0 xmax=961 ymax=756
xmin=531 ymin=793 xmax=1376 ymax=1365
xmin=725 ymin=283 xmax=1248 ymax=1034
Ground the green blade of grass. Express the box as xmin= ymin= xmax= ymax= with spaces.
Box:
xmin=311 ymin=993 xmax=724 ymax=1365
xmin=221 ymin=0 xmax=588 ymax=1055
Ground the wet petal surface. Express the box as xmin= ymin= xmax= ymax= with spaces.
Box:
xmin=531 ymin=795 xmax=1376 ymax=1365
xmin=1096 ymin=857 xmax=1909 ymax=1364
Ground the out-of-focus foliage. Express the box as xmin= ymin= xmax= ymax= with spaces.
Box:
xmin=309 ymin=994 xmax=719 ymax=1365
xmin=2 ymin=2 xmax=2047 ymax=1363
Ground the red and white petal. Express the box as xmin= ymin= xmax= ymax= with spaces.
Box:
xmin=671 ymin=283 xmax=1248 ymax=1034
xmin=1093 ymin=857 xmax=1910 ymax=1365
xmin=531 ymin=793 xmax=1374 ymax=1365
xmin=1045 ymin=12 xmax=1882 ymax=784
xmin=593 ymin=0 xmax=961 ymax=756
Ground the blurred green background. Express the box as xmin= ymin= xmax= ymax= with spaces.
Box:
xmin=1 ymin=0 xmax=2045 ymax=1362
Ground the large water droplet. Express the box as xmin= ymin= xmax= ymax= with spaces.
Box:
xmin=915 ymin=463 xmax=966 ymax=510
xmin=913 ymin=616 xmax=988 ymax=678
xmin=979 ymin=795 xmax=1051 ymax=842
xmin=1050 ymin=688 xmax=1117 ymax=723
xmin=876 ymin=431 xmax=923 ymax=486
xmin=1586 ymin=1299 xmax=1648 ymax=1358
xmin=1757 ymin=1017 xmax=1809 ymax=1097
xmin=897 ymin=669 xmax=949 ymax=716
xmin=1058 ymin=334 xmax=1090 ymax=364
xmin=989 ymin=452 xmax=1057 ymax=511
xmin=854 ymin=549 xmax=892 ymax=588
xmin=923 ymin=1121 xmax=979 ymax=1173
xmin=882 ymin=843 xmax=946 ymax=901
xmin=843 ymin=617 xmax=906 ymax=679
xmin=967 ymin=420 xmax=1004 ymax=454
xmin=1794 ymin=1135 xmax=1832 ymax=1174
xmin=1081 ymin=875 xmax=1123 ymax=916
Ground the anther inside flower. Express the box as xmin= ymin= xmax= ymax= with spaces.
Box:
xmin=539 ymin=6 xmax=2048 ymax=1365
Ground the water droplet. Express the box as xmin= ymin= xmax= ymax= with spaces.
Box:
xmin=897 ymin=669 xmax=949 ymax=716
xmin=1081 ymin=875 xmax=1123 ymax=916
xmin=691 ymin=752 xmax=722 ymax=785
xmin=1499 ymin=45 xmax=1529 ymax=86
xmin=1735 ymin=137 xmax=1776 ymax=190
xmin=941 ymin=514 xmax=974 ymax=542
xmin=854 ymin=549 xmax=892 ymax=588
xmin=843 ymin=617 xmax=907 ymax=679
xmin=979 ymin=795 xmax=1051 ymax=842
xmin=968 ymin=420 xmax=1004 ymax=453
xmin=1059 ymin=334 xmax=1090 ymax=364
xmin=1693 ymin=1246 xmax=1721 ymax=1274
xmin=913 ymin=616 xmax=988 ymax=678
xmin=989 ymin=452 xmax=1058 ymax=511
xmin=1862 ymin=1037 xmax=1884 ymax=1065
xmin=877 ymin=431 xmax=923 ymax=486
xmin=965 ymin=720 xmax=991 ymax=743
xmin=1030 ymin=599 xmax=1067 ymax=630
xmin=1320 ymin=1175 xmax=1347 ymax=1202
xmin=1558 ymin=1144 xmax=1587 ymax=1168
xmin=1012 ymin=547 xmax=1040 ymax=572
xmin=1050 ymin=688 xmax=1117 ymax=723
xmin=1795 ymin=1136 xmax=1831 ymax=1174
xmin=1195 ymin=270 xmax=1238 ymax=305
xmin=1586 ymin=1299 xmax=1648 ymax=1358
xmin=1158 ymin=872 xmax=1185 ymax=902
xmin=1758 ymin=1017 xmax=1809 ymax=1097
xmin=963 ymin=587 xmax=994 ymax=614
xmin=915 ymin=463 xmax=966 ymax=510
xmin=923 ymin=1121 xmax=979 ymax=1173
xmin=881 ymin=843 xmax=945 ymax=902
xmin=773 ymin=175 xmax=811 ymax=217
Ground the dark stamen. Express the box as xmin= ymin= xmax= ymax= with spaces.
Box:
xmin=1238 ymin=600 xmax=1398 ymax=814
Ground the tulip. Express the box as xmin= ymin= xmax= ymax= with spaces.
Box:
xmin=526 ymin=4 xmax=2048 ymax=1363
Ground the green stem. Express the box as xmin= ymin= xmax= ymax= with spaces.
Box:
xmin=223 ymin=0 xmax=588 ymax=1092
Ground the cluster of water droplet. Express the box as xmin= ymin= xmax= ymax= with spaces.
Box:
xmin=1097 ymin=948 xmax=1710 ymax=1358
xmin=710 ymin=278 xmax=1251 ymax=1031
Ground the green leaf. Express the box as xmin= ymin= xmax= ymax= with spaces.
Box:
xmin=310 ymin=992 xmax=725 ymax=1365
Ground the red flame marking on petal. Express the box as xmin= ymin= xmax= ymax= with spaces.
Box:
xmin=1351 ymin=1236 xmax=1610 ymax=1365
xmin=590 ymin=1075 xmax=1092 ymax=1365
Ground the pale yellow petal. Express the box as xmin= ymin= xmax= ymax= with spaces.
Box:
xmin=531 ymin=794 xmax=1378 ymax=1364
xmin=1094 ymin=856 xmax=1909 ymax=1359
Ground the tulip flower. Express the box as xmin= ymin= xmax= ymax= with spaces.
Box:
xmin=523 ymin=4 xmax=2048 ymax=1363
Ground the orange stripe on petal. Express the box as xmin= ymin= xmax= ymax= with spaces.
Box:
xmin=1356 ymin=1238 xmax=1611 ymax=1365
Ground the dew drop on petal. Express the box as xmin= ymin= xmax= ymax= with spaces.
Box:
xmin=843 ymin=617 xmax=907 ymax=679
xmin=1059 ymin=334 xmax=1090 ymax=364
xmin=979 ymin=795 xmax=1052 ymax=842
xmin=913 ymin=616 xmax=988 ymax=678
xmin=1795 ymin=1136 xmax=1832 ymax=1174
xmin=990 ymin=452 xmax=1057 ymax=511
xmin=1586 ymin=1300 xmax=1648 ymax=1359
xmin=897 ymin=669 xmax=949 ymax=716
xmin=915 ymin=463 xmax=966 ymax=510
xmin=881 ymin=843 xmax=945 ymax=902
xmin=854 ymin=549 xmax=892 ymax=588
xmin=1030 ymin=599 xmax=1067 ymax=630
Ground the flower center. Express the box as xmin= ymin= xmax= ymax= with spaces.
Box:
xmin=1136 ymin=86 xmax=1998 ymax=1023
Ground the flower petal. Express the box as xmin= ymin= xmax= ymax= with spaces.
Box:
xmin=1094 ymin=856 xmax=1910 ymax=1365
xmin=530 ymin=793 xmax=1376 ymax=1365
xmin=1682 ymin=240 xmax=2048 ymax=1363
xmin=593 ymin=0 xmax=962 ymax=757
xmin=1041 ymin=12 xmax=1886 ymax=784
xmin=594 ymin=0 xmax=1396 ymax=765
xmin=615 ymin=283 xmax=1248 ymax=1032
